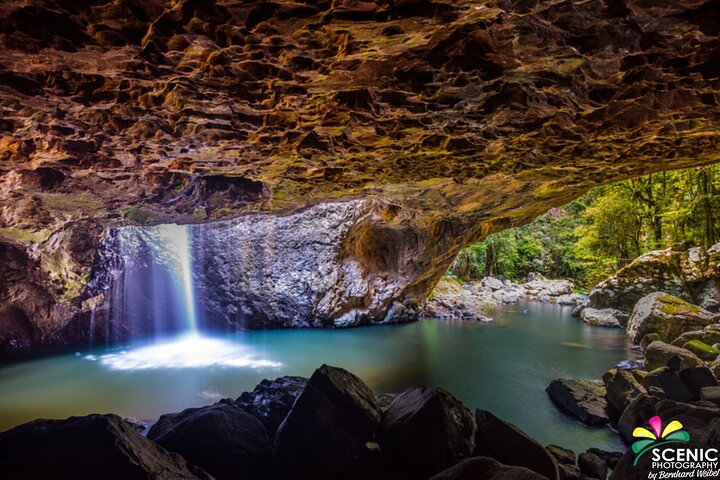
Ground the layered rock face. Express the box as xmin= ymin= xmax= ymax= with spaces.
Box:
xmin=1 ymin=0 xmax=719 ymax=346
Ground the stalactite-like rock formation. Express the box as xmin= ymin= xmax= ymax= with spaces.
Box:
xmin=1 ymin=0 xmax=719 ymax=346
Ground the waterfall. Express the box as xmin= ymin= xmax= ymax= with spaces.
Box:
xmin=103 ymin=223 xmax=200 ymax=339
xmin=88 ymin=223 xmax=284 ymax=371
xmin=159 ymin=224 xmax=198 ymax=334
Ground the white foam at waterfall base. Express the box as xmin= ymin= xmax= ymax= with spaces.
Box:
xmin=85 ymin=334 xmax=282 ymax=370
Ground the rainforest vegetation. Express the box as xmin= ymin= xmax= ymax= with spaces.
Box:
xmin=450 ymin=165 xmax=720 ymax=287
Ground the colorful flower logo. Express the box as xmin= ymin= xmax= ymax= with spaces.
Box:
xmin=631 ymin=416 xmax=690 ymax=466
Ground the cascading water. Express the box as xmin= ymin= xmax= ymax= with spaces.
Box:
xmin=103 ymin=224 xmax=199 ymax=338
xmin=87 ymin=223 xmax=281 ymax=370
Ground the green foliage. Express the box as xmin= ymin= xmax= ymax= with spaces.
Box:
xmin=451 ymin=165 xmax=720 ymax=288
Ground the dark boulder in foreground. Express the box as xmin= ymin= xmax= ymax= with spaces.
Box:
xmin=474 ymin=409 xmax=559 ymax=480
xmin=0 ymin=414 xmax=213 ymax=480
xmin=429 ymin=456 xmax=547 ymax=480
xmin=147 ymin=400 xmax=270 ymax=480
xmin=272 ymin=365 xmax=381 ymax=480
xmin=377 ymin=386 xmax=476 ymax=479
xmin=545 ymin=379 xmax=610 ymax=426
xmin=577 ymin=451 xmax=607 ymax=480
xmin=236 ymin=375 xmax=308 ymax=438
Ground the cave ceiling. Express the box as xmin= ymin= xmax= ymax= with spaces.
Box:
xmin=0 ymin=0 xmax=717 ymax=239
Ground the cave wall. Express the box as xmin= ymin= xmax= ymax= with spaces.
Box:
xmin=1 ymin=0 xmax=719 ymax=347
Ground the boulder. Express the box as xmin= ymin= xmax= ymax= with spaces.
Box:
xmin=577 ymin=451 xmax=606 ymax=480
xmin=474 ymin=410 xmax=558 ymax=480
xmin=697 ymin=278 xmax=720 ymax=312
xmin=272 ymin=365 xmax=381 ymax=480
xmin=588 ymin=248 xmax=688 ymax=314
xmin=639 ymin=333 xmax=661 ymax=350
xmin=683 ymin=340 xmax=720 ymax=360
xmin=481 ymin=277 xmax=504 ymax=291
xmin=571 ymin=303 xmax=586 ymax=318
xmin=626 ymin=292 xmax=717 ymax=343
xmin=605 ymin=370 xmax=646 ymax=414
xmin=429 ymin=457 xmax=547 ymax=480
xmin=377 ymin=386 xmax=476 ymax=479
xmin=236 ymin=376 xmax=307 ymax=438
xmin=147 ymin=400 xmax=270 ymax=480
xmin=700 ymin=386 xmax=720 ymax=405
xmin=679 ymin=367 xmax=719 ymax=398
xmin=618 ymin=394 xmax=660 ymax=443
xmin=643 ymin=341 xmax=703 ymax=371
xmin=545 ymin=445 xmax=576 ymax=466
xmin=340 ymin=442 xmax=411 ymax=480
xmin=586 ymin=448 xmax=623 ymax=470
xmin=654 ymin=369 xmax=694 ymax=402
xmin=0 ymin=414 xmax=213 ymax=480
xmin=557 ymin=464 xmax=581 ymax=480
xmin=580 ymin=308 xmax=626 ymax=328
xmin=711 ymin=358 xmax=720 ymax=380
xmin=545 ymin=379 xmax=610 ymax=426
xmin=671 ymin=324 xmax=720 ymax=348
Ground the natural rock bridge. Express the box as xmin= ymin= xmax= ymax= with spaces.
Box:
xmin=1 ymin=0 xmax=719 ymax=347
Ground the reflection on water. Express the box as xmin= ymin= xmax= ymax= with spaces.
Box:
xmin=0 ymin=302 xmax=638 ymax=453
xmin=85 ymin=334 xmax=282 ymax=370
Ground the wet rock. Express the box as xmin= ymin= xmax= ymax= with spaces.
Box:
xmin=580 ymin=308 xmax=626 ymax=328
xmin=618 ymin=394 xmax=660 ymax=443
xmin=655 ymin=369 xmax=695 ymax=402
xmin=577 ymin=451 xmax=606 ymax=480
xmin=682 ymin=339 xmax=720 ymax=360
xmin=626 ymin=292 xmax=718 ymax=343
xmin=557 ymin=464 xmax=582 ymax=480
xmin=236 ymin=376 xmax=308 ymax=438
xmin=700 ymin=386 xmax=720 ymax=405
xmin=0 ymin=414 xmax=213 ymax=480
xmin=679 ymin=367 xmax=719 ymax=399
xmin=545 ymin=444 xmax=576 ymax=465
xmin=474 ymin=410 xmax=558 ymax=480
xmin=643 ymin=341 xmax=703 ymax=371
xmin=376 ymin=393 xmax=397 ymax=411
xmin=147 ymin=401 xmax=270 ymax=480
xmin=192 ymin=200 xmax=428 ymax=329
xmin=586 ymin=448 xmax=622 ymax=470
xmin=571 ymin=302 xmax=587 ymax=318
xmin=377 ymin=386 xmax=476 ymax=479
xmin=273 ymin=365 xmax=381 ymax=480
xmin=545 ymin=379 xmax=610 ymax=426
xmin=605 ymin=370 xmax=646 ymax=413
xmin=671 ymin=324 xmax=720 ymax=348
xmin=428 ymin=456 xmax=547 ymax=480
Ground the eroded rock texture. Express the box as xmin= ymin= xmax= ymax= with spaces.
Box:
xmin=1 ymin=0 xmax=719 ymax=346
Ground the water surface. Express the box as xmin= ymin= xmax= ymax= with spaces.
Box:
xmin=0 ymin=302 xmax=637 ymax=453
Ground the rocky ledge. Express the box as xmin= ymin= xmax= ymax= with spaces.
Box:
xmin=2 ymin=0 xmax=720 ymax=348
xmin=0 ymin=363 xmax=633 ymax=480
xmin=545 ymin=262 xmax=720 ymax=478
xmin=423 ymin=273 xmax=583 ymax=322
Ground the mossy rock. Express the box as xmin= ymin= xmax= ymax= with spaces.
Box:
xmin=640 ymin=333 xmax=661 ymax=350
xmin=644 ymin=341 xmax=704 ymax=371
xmin=683 ymin=340 xmax=720 ymax=361
xmin=627 ymin=292 xmax=717 ymax=343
